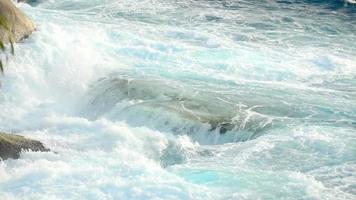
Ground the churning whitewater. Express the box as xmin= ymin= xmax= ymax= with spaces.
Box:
xmin=0 ymin=0 xmax=355 ymax=199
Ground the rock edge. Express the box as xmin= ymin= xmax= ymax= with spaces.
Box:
xmin=0 ymin=0 xmax=35 ymax=43
xmin=0 ymin=132 xmax=49 ymax=160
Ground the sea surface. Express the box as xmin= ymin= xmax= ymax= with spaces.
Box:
xmin=0 ymin=0 xmax=355 ymax=199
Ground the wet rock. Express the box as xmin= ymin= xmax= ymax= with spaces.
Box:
xmin=0 ymin=0 xmax=35 ymax=43
xmin=0 ymin=132 xmax=49 ymax=160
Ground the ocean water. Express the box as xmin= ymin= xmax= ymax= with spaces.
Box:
xmin=0 ymin=0 xmax=355 ymax=199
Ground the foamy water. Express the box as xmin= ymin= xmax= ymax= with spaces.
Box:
xmin=0 ymin=0 xmax=355 ymax=199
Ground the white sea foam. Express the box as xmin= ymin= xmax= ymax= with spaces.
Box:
xmin=0 ymin=1 xmax=355 ymax=199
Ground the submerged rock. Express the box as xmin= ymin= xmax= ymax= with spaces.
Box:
xmin=0 ymin=0 xmax=35 ymax=43
xmin=0 ymin=132 xmax=49 ymax=160
xmin=83 ymin=76 xmax=275 ymax=142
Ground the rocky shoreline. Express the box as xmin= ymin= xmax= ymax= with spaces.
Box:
xmin=0 ymin=0 xmax=49 ymax=161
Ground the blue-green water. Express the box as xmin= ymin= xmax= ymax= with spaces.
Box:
xmin=0 ymin=0 xmax=355 ymax=199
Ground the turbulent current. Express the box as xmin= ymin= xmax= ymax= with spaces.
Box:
xmin=0 ymin=0 xmax=356 ymax=199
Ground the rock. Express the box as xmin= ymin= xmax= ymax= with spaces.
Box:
xmin=0 ymin=132 xmax=49 ymax=160
xmin=345 ymin=0 xmax=356 ymax=4
xmin=16 ymin=1 xmax=38 ymax=5
xmin=0 ymin=0 xmax=35 ymax=43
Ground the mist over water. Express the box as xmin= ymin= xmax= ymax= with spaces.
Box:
xmin=0 ymin=0 xmax=355 ymax=199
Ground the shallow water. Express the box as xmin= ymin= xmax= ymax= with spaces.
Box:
xmin=0 ymin=0 xmax=355 ymax=199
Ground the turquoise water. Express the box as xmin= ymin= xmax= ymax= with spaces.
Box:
xmin=0 ymin=0 xmax=355 ymax=199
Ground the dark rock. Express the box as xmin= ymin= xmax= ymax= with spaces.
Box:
xmin=0 ymin=132 xmax=49 ymax=160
